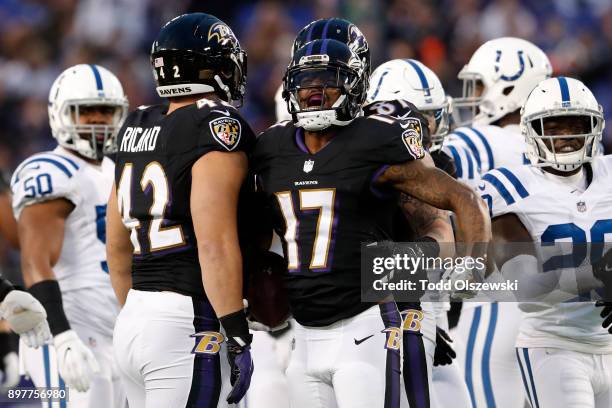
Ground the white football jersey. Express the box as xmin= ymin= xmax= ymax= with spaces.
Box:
xmin=445 ymin=124 xmax=529 ymax=187
xmin=11 ymin=146 xmax=119 ymax=336
xmin=480 ymin=156 xmax=612 ymax=353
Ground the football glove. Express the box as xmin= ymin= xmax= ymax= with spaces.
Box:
xmin=434 ymin=327 xmax=456 ymax=366
xmin=0 ymin=290 xmax=51 ymax=348
xmin=220 ymin=310 xmax=254 ymax=404
xmin=54 ymin=330 xmax=100 ymax=392
xmin=243 ymin=299 xmax=289 ymax=333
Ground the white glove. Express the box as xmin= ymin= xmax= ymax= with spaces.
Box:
xmin=441 ymin=258 xmax=480 ymax=300
xmin=0 ymin=351 xmax=19 ymax=390
xmin=0 ymin=290 xmax=51 ymax=348
xmin=242 ymin=299 xmax=289 ymax=332
xmin=247 ymin=317 xmax=289 ymax=332
xmin=54 ymin=330 xmax=100 ymax=393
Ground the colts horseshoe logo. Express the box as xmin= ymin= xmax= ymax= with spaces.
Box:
xmin=494 ymin=50 xmax=527 ymax=81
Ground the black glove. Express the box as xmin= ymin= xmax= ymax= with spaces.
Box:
xmin=219 ymin=310 xmax=254 ymax=404
xmin=434 ymin=326 xmax=456 ymax=366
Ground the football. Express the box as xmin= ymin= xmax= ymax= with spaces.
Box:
xmin=246 ymin=250 xmax=291 ymax=328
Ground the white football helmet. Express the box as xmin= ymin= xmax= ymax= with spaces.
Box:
xmin=48 ymin=64 xmax=128 ymax=160
xmin=521 ymin=77 xmax=604 ymax=172
xmin=454 ymin=37 xmax=552 ymax=127
xmin=366 ymin=59 xmax=451 ymax=150
xmin=274 ymin=84 xmax=292 ymax=122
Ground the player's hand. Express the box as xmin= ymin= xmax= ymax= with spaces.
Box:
xmin=54 ymin=330 xmax=100 ymax=392
xmin=247 ymin=317 xmax=289 ymax=332
xmin=225 ymin=334 xmax=254 ymax=403
xmin=434 ymin=327 xmax=456 ymax=366
xmin=220 ymin=310 xmax=254 ymax=403
xmin=596 ymin=301 xmax=612 ymax=334
xmin=0 ymin=290 xmax=51 ymax=348
xmin=243 ymin=299 xmax=289 ymax=332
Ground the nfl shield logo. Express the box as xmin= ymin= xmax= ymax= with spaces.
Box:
xmin=209 ymin=117 xmax=242 ymax=151
xmin=303 ymin=159 xmax=314 ymax=173
xmin=577 ymin=201 xmax=587 ymax=212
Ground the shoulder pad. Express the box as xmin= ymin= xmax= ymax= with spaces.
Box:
xmin=479 ymin=166 xmax=531 ymax=218
xmin=10 ymin=153 xmax=81 ymax=218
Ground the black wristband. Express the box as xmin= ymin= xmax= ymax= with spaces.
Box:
xmin=0 ymin=279 xmax=14 ymax=303
xmin=28 ymin=280 xmax=70 ymax=336
xmin=416 ymin=236 xmax=440 ymax=258
xmin=219 ymin=310 xmax=250 ymax=338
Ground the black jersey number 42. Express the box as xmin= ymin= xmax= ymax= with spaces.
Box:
xmin=275 ymin=188 xmax=336 ymax=272
xmin=117 ymin=162 xmax=186 ymax=253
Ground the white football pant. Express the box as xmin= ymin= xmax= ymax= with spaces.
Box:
xmin=20 ymin=322 xmax=126 ymax=408
xmin=286 ymin=303 xmax=402 ymax=408
xmin=516 ymin=348 xmax=612 ymax=408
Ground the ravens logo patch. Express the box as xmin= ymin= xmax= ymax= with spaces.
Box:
xmin=209 ymin=117 xmax=242 ymax=151
xmin=400 ymin=118 xmax=425 ymax=159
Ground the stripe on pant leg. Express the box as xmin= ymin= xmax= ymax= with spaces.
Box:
xmin=59 ymin=376 xmax=67 ymax=408
xmin=522 ymin=349 xmax=540 ymax=408
xmin=402 ymin=332 xmax=430 ymax=408
xmin=380 ymin=303 xmax=402 ymax=408
xmin=187 ymin=299 xmax=222 ymax=408
xmin=465 ymin=306 xmax=482 ymax=408
xmin=481 ymin=303 xmax=498 ymax=408
xmin=515 ymin=348 xmax=534 ymax=407
xmin=42 ymin=345 xmax=52 ymax=408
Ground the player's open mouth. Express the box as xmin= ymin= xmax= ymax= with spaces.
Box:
xmin=556 ymin=142 xmax=582 ymax=153
xmin=304 ymin=93 xmax=324 ymax=110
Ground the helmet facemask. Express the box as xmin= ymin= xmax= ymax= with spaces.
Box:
xmin=422 ymin=96 xmax=452 ymax=151
xmin=56 ymin=99 xmax=128 ymax=161
xmin=452 ymin=70 xmax=484 ymax=128
xmin=524 ymin=111 xmax=603 ymax=172
xmin=284 ymin=55 xmax=365 ymax=131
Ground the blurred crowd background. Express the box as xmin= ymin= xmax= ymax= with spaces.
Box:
xmin=1 ymin=0 xmax=612 ymax=273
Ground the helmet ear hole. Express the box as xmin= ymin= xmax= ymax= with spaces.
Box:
xmin=502 ymin=86 xmax=514 ymax=96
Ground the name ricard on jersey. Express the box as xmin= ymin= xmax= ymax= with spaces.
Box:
xmin=119 ymin=126 xmax=161 ymax=153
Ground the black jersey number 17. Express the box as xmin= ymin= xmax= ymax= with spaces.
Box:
xmin=117 ymin=162 xmax=186 ymax=253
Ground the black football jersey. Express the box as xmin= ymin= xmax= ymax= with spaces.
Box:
xmin=114 ymin=100 xmax=255 ymax=299
xmin=362 ymin=100 xmax=456 ymax=240
xmin=363 ymin=99 xmax=431 ymax=148
xmin=252 ymin=115 xmax=425 ymax=326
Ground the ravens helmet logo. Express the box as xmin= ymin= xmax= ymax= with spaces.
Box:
xmin=207 ymin=22 xmax=238 ymax=47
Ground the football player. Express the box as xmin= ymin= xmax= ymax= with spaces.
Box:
xmin=366 ymin=58 xmax=472 ymax=408
xmin=252 ymin=38 xmax=490 ymax=408
xmin=447 ymin=37 xmax=552 ymax=408
xmin=10 ymin=63 xmax=128 ymax=406
xmin=480 ymin=76 xmax=612 ymax=408
xmin=106 ymin=13 xmax=255 ymax=407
